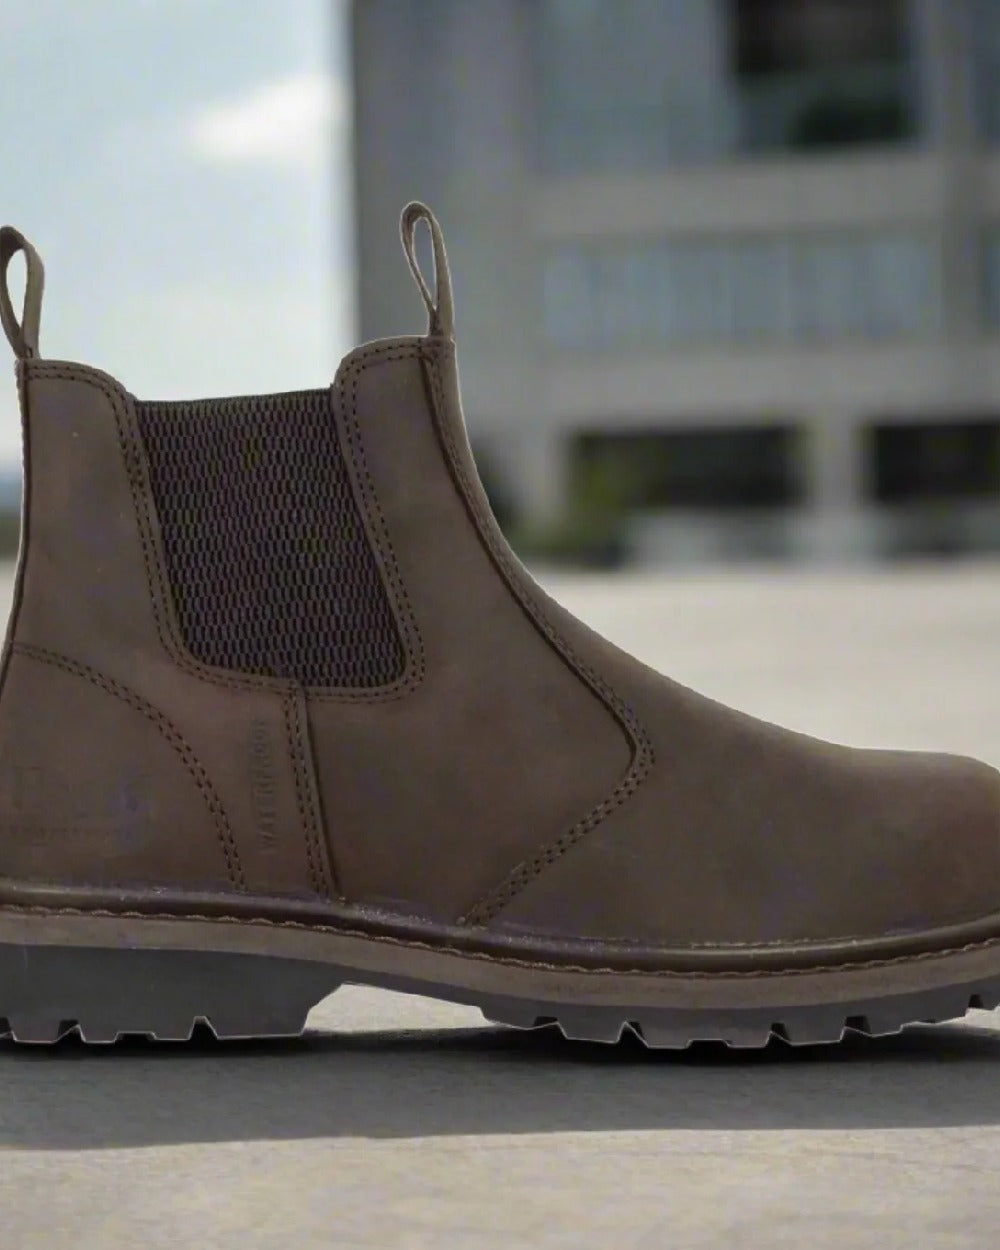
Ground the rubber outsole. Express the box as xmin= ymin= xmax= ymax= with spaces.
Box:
xmin=1 ymin=940 xmax=999 ymax=1049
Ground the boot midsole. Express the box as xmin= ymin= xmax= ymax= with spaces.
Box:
xmin=2 ymin=902 xmax=1000 ymax=1014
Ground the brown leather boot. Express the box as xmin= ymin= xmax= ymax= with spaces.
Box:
xmin=0 ymin=206 xmax=998 ymax=1048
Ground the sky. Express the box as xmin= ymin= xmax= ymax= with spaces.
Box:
xmin=0 ymin=0 xmax=350 ymax=463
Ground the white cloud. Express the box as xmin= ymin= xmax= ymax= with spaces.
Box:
xmin=91 ymin=278 xmax=348 ymax=400
xmin=186 ymin=72 xmax=342 ymax=170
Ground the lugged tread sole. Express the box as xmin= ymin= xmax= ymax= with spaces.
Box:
xmin=1 ymin=940 xmax=999 ymax=1049
xmin=0 ymin=945 xmax=338 ymax=1045
xmin=481 ymin=984 xmax=1000 ymax=1048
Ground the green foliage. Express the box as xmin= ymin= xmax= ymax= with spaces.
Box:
xmin=506 ymin=452 xmax=632 ymax=569
xmin=508 ymin=512 xmax=629 ymax=570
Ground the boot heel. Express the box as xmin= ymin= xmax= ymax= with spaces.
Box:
xmin=0 ymin=943 xmax=341 ymax=1044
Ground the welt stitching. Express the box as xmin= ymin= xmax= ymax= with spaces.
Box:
xmin=12 ymin=642 xmax=245 ymax=889
xmin=29 ymin=362 xmax=420 ymax=704
xmin=421 ymin=346 xmax=655 ymax=925
xmin=283 ymin=691 xmax=327 ymax=895
xmin=4 ymin=900 xmax=1000 ymax=980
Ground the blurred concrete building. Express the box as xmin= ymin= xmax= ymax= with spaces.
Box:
xmin=351 ymin=0 xmax=1000 ymax=561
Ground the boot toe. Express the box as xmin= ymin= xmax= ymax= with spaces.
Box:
xmin=880 ymin=750 xmax=1000 ymax=935
xmin=486 ymin=728 xmax=1000 ymax=954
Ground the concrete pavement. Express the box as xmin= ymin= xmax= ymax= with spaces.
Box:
xmin=3 ymin=563 xmax=1000 ymax=1249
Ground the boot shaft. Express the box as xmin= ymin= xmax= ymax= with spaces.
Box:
xmin=0 ymin=211 xmax=631 ymax=916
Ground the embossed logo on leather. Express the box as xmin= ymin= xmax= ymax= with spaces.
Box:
xmin=249 ymin=719 xmax=279 ymax=855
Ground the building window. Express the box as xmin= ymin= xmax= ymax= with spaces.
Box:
xmin=571 ymin=427 xmax=802 ymax=511
xmin=871 ymin=421 xmax=1000 ymax=503
xmin=983 ymin=232 xmax=1000 ymax=325
xmin=972 ymin=0 xmax=1000 ymax=143
xmin=535 ymin=0 xmax=918 ymax=174
xmin=863 ymin=234 xmax=935 ymax=337
xmin=542 ymin=232 xmax=937 ymax=350
xmin=733 ymin=0 xmax=917 ymax=151
xmin=535 ymin=0 xmax=731 ymax=173
xmin=792 ymin=234 xmax=933 ymax=341
xmin=730 ymin=238 xmax=793 ymax=339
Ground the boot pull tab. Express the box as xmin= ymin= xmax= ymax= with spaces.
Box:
xmin=400 ymin=201 xmax=454 ymax=339
xmin=0 ymin=226 xmax=44 ymax=360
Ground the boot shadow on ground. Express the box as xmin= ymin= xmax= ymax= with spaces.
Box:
xmin=2 ymin=998 xmax=1000 ymax=1149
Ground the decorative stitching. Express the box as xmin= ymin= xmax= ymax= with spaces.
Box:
xmin=419 ymin=344 xmax=656 ymax=926
xmin=27 ymin=361 xmax=423 ymax=703
xmin=283 ymin=689 xmax=331 ymax=897
xmin=12 ymin=642 xmax=245 ymax=889
xmin=2 ymin=899 xmax=1000 ymax=980
xmin=283 ymin=691 xmax=320 ymax=893
xmin=23 ymin=353 xmax=424 ymax=905
xmin=135 ymin=391 xmax=406 ymax=689
xmin=311 ymin=342 xmax=427 ymax=703
xmin=24 ymin=348 xmax=653 ymax=922
xmin=28 ymin=363 xmax=260 ymax=695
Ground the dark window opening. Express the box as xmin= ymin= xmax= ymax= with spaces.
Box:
xmin=734 ymin=0 xmax=906 ymax=76
xmin=870 ymin=421 xmax=1000 ymax=504
xmin=731 ymin=0 xmax=915 ymax=150
xmin=571 ymin=426 xmax=801 ymax=513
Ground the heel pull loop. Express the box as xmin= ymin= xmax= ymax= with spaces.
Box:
xmin=400 ymin=202 xmax=454 ymax=339
xmin=0 ymin=227 xmax=44 ymax=360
